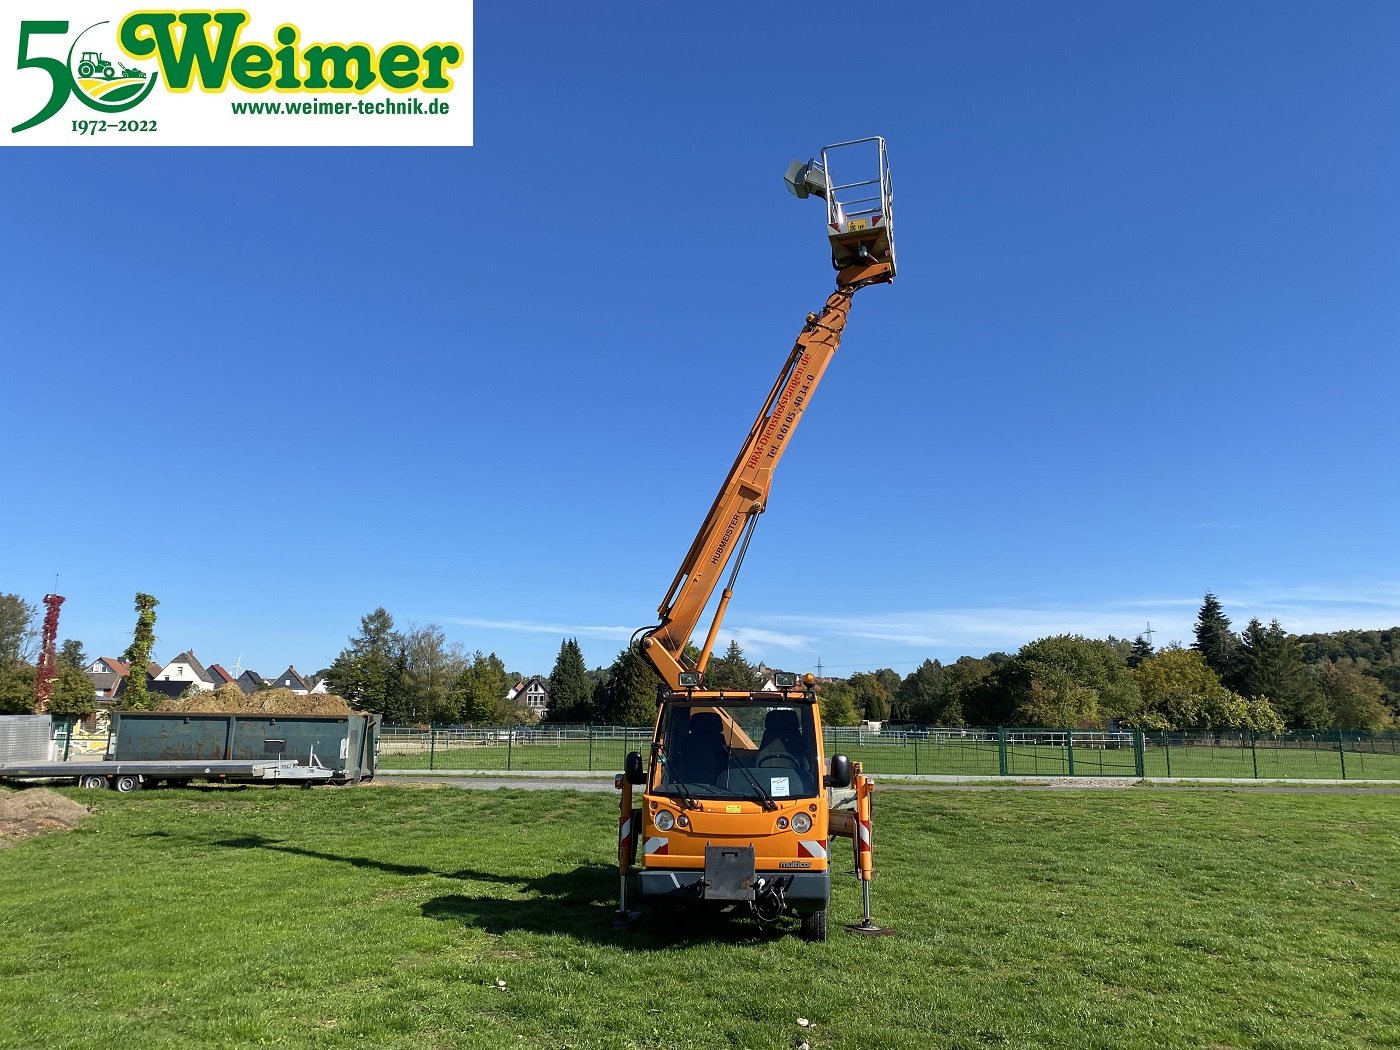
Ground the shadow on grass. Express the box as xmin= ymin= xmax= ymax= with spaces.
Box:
xmin=422 ymin=866 xmax=794 ymax=949
xmin=145 ymin=830 xmax=455 ymax=878
xmin=142 ymin=831 xmax=795 ymax=947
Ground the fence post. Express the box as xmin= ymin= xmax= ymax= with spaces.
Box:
xmin=62 ymin=719 xmax=73 ymax=761
xmin=1134 ymin=729 xmax=1145 ymax=779
xmin=1066 ymin=729 xmax=1076 ymax=777
xmin=1163 ymin=734 xmax=1171 ymax=778
xmin=1250 ymin=732 xmax=1259 ymax=779
xmin=1337 ymin=730 xmax=1347 ymax=781
xmin=507 ymin=728 xmax=513 ymax=771
xmin=588 ymin=725 xmax=594 ymax=772
xmin=429 ymin=728 xmax=436 ymax=770
xmin=914 ymin=737 xmax=920 ymax=776
xmin=997 ymin=727 xmax=1008 ymax=776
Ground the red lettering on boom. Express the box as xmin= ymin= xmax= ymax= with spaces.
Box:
xmin=746 ymin=358 xmax=812 ymax=470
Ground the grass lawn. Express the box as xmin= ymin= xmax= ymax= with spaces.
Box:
xmin=1 ymin=784 xmax=1398 ymax=1049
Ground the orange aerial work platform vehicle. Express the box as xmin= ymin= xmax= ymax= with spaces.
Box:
xmin=615 ymin=137 xmax=897 ymax=941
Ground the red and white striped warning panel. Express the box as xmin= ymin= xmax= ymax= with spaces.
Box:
xmin=643 ymin=836 xmax=669 ymax=856
xmin=797 ymin=839 xmax=828 ymax=859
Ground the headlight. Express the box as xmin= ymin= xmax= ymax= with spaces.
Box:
xmin=654 ymin=810 xmax=675 ymax=832
xmin=775 ymin=816 xmax=789 ymax=830
xmin=791 ymin=812 xmax=813 ymax=834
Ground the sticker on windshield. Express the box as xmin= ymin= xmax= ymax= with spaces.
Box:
xmin=770 ymin=776 xmax=790 ymax=797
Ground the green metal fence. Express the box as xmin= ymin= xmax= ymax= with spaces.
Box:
xmin=378 ymin=725 xmax=655 ymax=772
xmin=377 ymin=725 xmax=1400 ymax=780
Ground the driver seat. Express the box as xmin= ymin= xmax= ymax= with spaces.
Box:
xmin=757 ymin=710 xmax=808 ymax=773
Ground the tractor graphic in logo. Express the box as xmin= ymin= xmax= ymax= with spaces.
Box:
xmin=76 ymin=51 xmax=116 ymax=80
xmin=69 ymin=23 xmax=157 ymax=109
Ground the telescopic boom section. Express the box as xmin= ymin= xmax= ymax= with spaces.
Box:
xmin=640 ymin=259 xmax=892 ymax=691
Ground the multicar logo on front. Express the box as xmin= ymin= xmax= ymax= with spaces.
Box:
xmin=5 ymin=5 xmax=474 ymax=146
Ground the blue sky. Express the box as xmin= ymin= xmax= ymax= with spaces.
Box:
xmin=3 ymin=2 xmax=1398 ymax=680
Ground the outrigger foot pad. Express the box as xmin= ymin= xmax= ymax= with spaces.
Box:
xmin=843 ymin=920 xmax=895 ymax=936
xmin=611 ymin=910 xmax=642 ymax=929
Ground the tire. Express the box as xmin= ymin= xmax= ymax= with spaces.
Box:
xmin=799 ymin=908 xmax=828 ymax=943
xmin=102 ymin=65 xmax=116 ymax=80
xmin=79 ymin=774 xmax=108 ymax=790
xmin=113 ymin=774 xmax=142 ymax=793
xmin=78 ymin=61 xmax=95 ymax=77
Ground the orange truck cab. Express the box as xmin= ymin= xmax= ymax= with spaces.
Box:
xmin=624 ymin=684 xmax=852 ymax=941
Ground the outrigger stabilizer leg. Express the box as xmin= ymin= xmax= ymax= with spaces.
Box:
xmin=613 ymin=773 xmax=641 ymax=928
xmin=844 ymin=768 xmax=894 ymax=936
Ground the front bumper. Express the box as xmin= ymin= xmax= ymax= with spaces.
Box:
xmin=637 ymin=869 xmax=830 ymax=912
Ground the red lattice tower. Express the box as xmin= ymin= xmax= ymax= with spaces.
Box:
xmin=34 ymin=594 xmax=65 ymax=713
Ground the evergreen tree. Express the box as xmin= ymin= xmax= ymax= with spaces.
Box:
xmin=596 ymin=644 xmax=663 ymax=726
xmin=1238 ymin=619 xmax=1329 ymax=728
xmin=120 ymin=593 xmax=159 ymax=711
xmin=385 ymin=643 xmax=413 ymax=723
xmin=705 ymin=640 xmax=761 ymax=691
xmin=326 ymin=608 xmax=399 ymax=716
xmin=1128 ymin=635 xmax=1154 ymax=669
xmin=1193 ymin=593 xmax=1241 ymax=688
xmin=546 ymin=638 xmax=593 ymax=722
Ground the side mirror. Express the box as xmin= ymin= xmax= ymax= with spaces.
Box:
xmin=827 ymin=753 xmax=852 ymax=789
xmin=624 ymin=750 xmax=647 ymax=785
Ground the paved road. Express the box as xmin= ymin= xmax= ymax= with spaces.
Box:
xmin=373 ymin=773 xmax=1400 ymax=795
xmin=376 ymin=774 xmax=619 ymax=793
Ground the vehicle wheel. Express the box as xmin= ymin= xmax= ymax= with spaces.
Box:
xmin=79 ymin=774 xmax=108 ymax=790
xmin=78 ymin=61 xmax=95 ymax=77
xmin=113 ymin=774 xmax=142 ymax=793
xmin=102 ymin=65 xmax=116 ymax=80
xmin=800 ymin=908 xmax=828 ymax=943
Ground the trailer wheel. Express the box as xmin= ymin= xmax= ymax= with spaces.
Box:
xmin=79 ymin=775 xmax=109 ymax=791
xmin=800 ymin=908 xmax=828 ymax=943
xmin=113 ymin=774 xmax=142 ymax=793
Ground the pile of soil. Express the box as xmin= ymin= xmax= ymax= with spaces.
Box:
xmin=155 ymin=683 xmax=354 ymax=716
xmin=0 ymin=788 xmax=90 ymax=846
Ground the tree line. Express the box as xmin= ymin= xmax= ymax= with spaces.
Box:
xmin=5 ymin=591 xmax=1394 ymax=732
xmin=141 ymin=597 xmax=1400 ymax=731
xmin=867 ymin=594 xmax=1396 ymax=732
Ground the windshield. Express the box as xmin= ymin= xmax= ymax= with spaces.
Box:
xmin=655 ymin=701 xmax=819 ymax=802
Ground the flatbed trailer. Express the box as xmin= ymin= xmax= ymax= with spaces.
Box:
xmin=0 ymin=758 xmax=341 ymax=792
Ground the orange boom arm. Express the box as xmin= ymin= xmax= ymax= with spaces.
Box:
xmin=639 ymin=259 xmax=891 ymax=691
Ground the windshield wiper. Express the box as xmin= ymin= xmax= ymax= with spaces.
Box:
xmin=654 ymin=744 xmax=697 ymax=810
xmin=723 ymin=740 xmax=778 ymax=811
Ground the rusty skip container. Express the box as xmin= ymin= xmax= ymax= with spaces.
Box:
xmin=109 ymin=711 xmax=379 ymax=783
